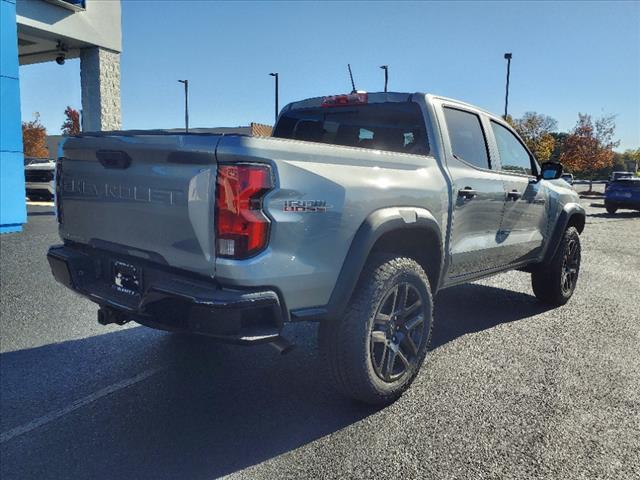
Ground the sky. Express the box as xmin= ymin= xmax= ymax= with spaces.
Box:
xmin=19 ymin=0 xmax=640 ymax=150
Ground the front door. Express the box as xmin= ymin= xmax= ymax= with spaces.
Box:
xmin=440 ymin=106 xmax=507 ymax=278
xmin=489 ymin=120 xmax=547 ymax=265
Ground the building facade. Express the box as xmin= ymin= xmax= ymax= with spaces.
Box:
xmin=0 ymin=0 xmax=121 ymax=233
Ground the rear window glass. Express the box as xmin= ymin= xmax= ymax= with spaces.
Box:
xmin=442 ymin=107 xmax=490 ymax=170
xmin=272 ymin=103 xmax=429 ymax=155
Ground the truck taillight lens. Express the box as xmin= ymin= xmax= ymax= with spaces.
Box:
xmin=55 ymin=158 xmax=63 ymax=224
xmin=215 ymin=164 xmax=273 ymax=259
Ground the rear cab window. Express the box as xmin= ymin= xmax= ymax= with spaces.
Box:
xmin=272 ymin=102 xmax=429 ymax=155
xmin=442 ymin=107 xmax=490 ymax=170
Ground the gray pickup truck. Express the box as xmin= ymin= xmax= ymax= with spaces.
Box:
xmin=48 ymin=92 xmax=585 ymax=404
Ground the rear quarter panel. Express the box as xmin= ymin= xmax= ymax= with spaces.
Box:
xmin=214 ymin=135 xmax=449 ymax=311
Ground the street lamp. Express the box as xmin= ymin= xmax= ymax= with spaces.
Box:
xmin=379 ymin=65 xmax=389 ymax=93
xmin=178 ymin=79 xmax=189 ymax=133
xmin=503 ymin=53 xmax=512 ymax=120
xmin=269 ymin=73 xmax=279 ymax=122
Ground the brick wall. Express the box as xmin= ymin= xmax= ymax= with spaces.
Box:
xmin=250 ymin=122 xmax=273 ymax=137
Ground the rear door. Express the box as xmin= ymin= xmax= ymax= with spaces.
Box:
xmin=488 ymin=120 xmax=547 ymax=265
xmin=437 ymin=103 xmax=507 ymax=278
xmin=59 ymin=134 xmax=221 ymax=277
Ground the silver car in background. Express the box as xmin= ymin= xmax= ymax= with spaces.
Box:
xmin=24 ymin=157 xmax=55 ymax=201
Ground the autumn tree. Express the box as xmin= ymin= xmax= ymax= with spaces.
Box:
xmin=619 ymin=148 xmax=640 ymax=173
xmin=560 ymin=113 xmax=620 ymax=190
xmin=61 ymin=106 xmax=81 ymax=135
xmin=509 ymin=112 xmax=558 ymax=162
xmin=22 ymin=112 xmax=49 ymax=159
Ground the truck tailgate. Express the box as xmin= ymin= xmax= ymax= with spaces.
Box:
xmin=58 ymin=134 xmax=221 ymax=277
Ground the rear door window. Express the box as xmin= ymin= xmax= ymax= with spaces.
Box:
xmin=273 ymin=103 xmax=429 ymax=155
xmin=442 ymin=107 xmax=490 ymax=170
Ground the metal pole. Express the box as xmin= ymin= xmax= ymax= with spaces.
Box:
xmin=269 ymin=73 xmax=279 ymax=122
xmin=348 ymin=64 xmax=356 ymax=93
xmin=178 ymin=79 xmax=189 ymax=132
xmin=503 ymin=53 xmax=512 ymax=120
xmin=184 ymin=80 xmax=189 ymax=133
xmin=380 ymin=65 xmax=388 ymax=93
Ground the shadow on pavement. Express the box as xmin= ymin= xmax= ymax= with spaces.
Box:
xmin=1 ymin=281 xmax=548 ymax=480
xmin=588 ymin=211 xmax=640 ymax=219
xmin=432 ymin=283 xmax=550 ymax=349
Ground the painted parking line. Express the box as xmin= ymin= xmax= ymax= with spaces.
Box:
xmin=26 ymin=201 xmax=54 ymax=207
xmin=0 ymin=367 xmax=164 ymax=444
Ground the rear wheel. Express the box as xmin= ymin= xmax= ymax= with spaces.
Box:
xmin=606 ymin=205 xmax=617 ymax=214
xmin=531 ymin=226 xmax=581 ymax=306
xmin=320 ymin=255 xmax=433 ymax=405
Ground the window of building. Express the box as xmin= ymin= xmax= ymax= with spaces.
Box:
xmin=490 ymin=121 xmax=533 ymax=175
xmin=443 ymin=107 xmax=490 ymax=170
xmin=273 ymin=103 xmax=429 ymax=155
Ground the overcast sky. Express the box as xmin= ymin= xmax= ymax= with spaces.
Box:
xmin=19 ymin=0 xmax=640 ymax=150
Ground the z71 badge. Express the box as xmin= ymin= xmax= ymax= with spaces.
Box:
xmin=283 ymin=200 xmax=331 ymax=212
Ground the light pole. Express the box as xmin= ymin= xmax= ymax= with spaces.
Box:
xmin=503 ymin=53 xmax=512 ymax=120
xmin=379 ymin=65 xmax=388 ymax=93
xmin=178 ymin=79 xmax=189 ymax=132
xmin=269 ymin=73 xmax=279 ymax=122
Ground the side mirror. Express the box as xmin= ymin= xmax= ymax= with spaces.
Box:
xmin=539 ymin=162 xmax=563 ymax=180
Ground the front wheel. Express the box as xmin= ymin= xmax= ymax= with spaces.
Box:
xmin=319 ymin=255 xmax=434 ymax=405
xmin=531 ymin=226 xmax=581 ymax=306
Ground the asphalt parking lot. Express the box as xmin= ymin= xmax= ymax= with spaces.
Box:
xmin=1 ymin=190 xmax=638 ymax=480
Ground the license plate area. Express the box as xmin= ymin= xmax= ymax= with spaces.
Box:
xmin=111 ymin=260 xmax=142 ymax=296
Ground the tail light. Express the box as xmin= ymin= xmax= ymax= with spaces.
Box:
xmin=321 ymin=92 xmax=368 ymax=107
xmin=55 ymin=158 xmax=63 ymax=224
xmin=215 ymin=164 xmax=273 ymax=259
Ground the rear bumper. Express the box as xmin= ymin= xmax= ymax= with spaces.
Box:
xmin=47 ymin=245 xmax=284 ymax=344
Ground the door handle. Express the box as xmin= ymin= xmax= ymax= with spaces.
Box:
xmin=507 ymin=190 xmax=522 ymax=201
xmin=458 ymin=187 xmax=477 ymax=199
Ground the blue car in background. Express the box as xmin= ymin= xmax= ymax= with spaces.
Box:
xmin=605 ymin=178 xmax=640 ymax=214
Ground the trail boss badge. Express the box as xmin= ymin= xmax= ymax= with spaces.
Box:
xmin=283 ymin=200 xmax=331 ymax=212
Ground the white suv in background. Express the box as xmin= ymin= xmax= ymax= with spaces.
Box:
xmin=24 ymin=157 xmax=55 ymax=201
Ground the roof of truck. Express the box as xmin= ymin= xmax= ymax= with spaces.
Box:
xmin=284 ymin=91 xmax=496 ymax=118
xmin=284 ymin=92 xmax=413 ymax=111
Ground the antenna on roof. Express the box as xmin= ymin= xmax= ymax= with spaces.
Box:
xmin=379 ymin=65 xmax=389 ymax=93
xmin=347 ymin=64 xmax=357 ymax=93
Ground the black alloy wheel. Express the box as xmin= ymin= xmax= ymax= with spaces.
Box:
xmin=370 ymin=282 xmax=427 ymax=382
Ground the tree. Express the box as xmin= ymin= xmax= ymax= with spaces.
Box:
xmin=619 ymin=148 xmax=640 ymax=173
xmin=61 ymin=106 xmax=81 ymax=135
xmin=560 ymin=113 xmax=620 ymax=190
xmin=22 ymin=112 xmax=49 ymax=159
xmin=509 ymin=112 xmax=558 ymax=162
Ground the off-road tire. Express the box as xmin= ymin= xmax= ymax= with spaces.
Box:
xmin=531 ymin=226 xmax=581 ymax=306
xmin=319 ymin=254 xmax=434 ymax=405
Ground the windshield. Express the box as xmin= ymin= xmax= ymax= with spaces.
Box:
xmin=612 ymin=172 xmax=633 ymax=180
xmin=273 ymin=102 xmax=429 ymax=155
